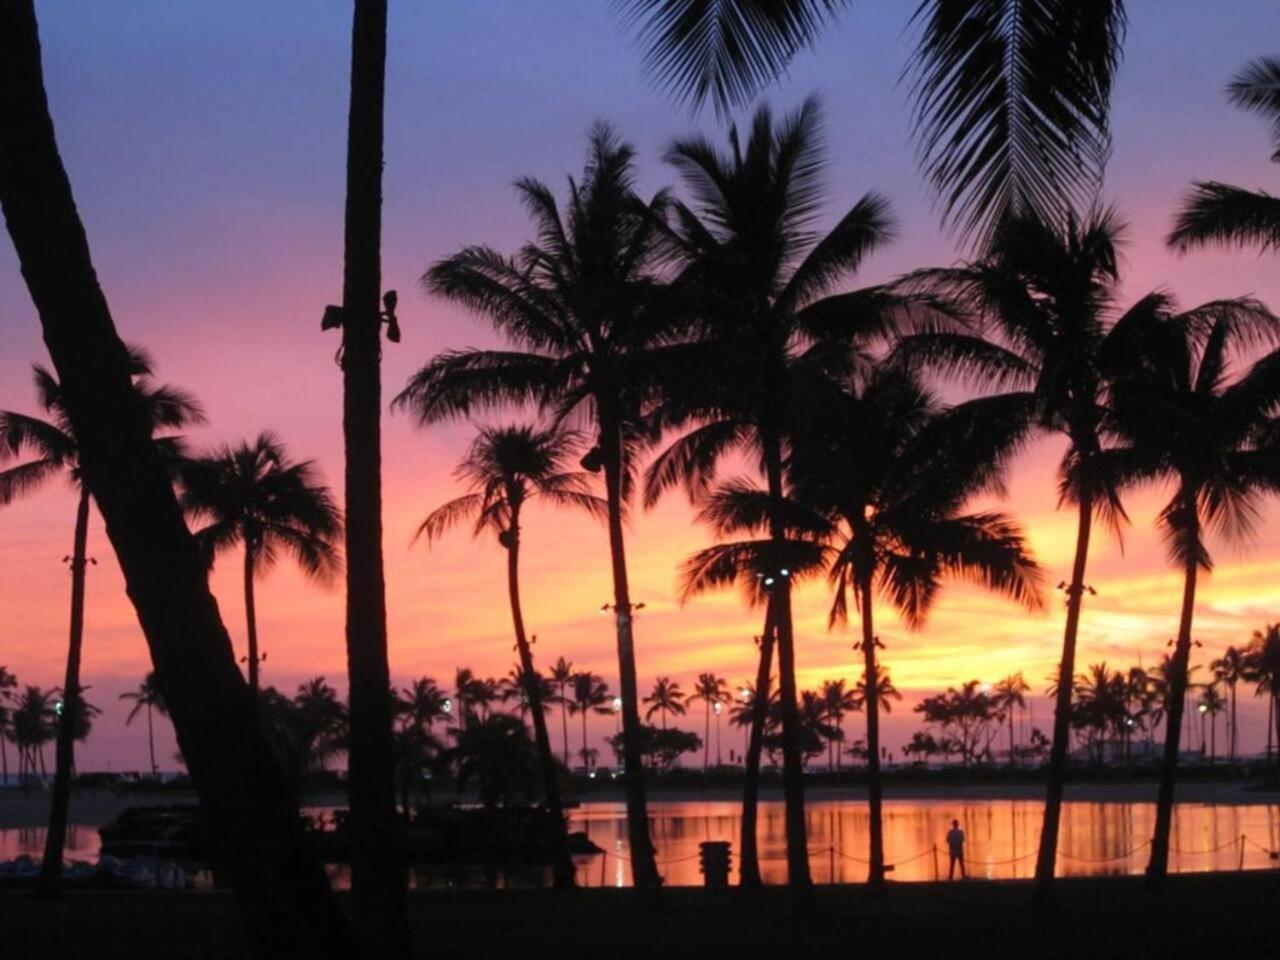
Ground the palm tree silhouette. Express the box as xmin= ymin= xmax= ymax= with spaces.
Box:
xmin=0 ymin=666 xmax=15 ymax=787
xmin=11 ymin=686 xmax=54 ymax=785
xmin=0 ymin=3 xmax=352 ymax=946
xmin=1169 ymin=57 xmax=1280 ymax=254
xmin=417 ymin=423 xmax=605 ymax=887
xmin=1 ymin=350 xmax=202 ymax=894
xmin=994 ymin=673 xmax=1032 ymax=761
xmin=395 ymin=124 xmax=672 ymax=893
xmin=759 ymin=365 xmax=1042 ymax=889
xmin=898 ymin=210 xmax=1176 ymax=898
xmin=1211 ymin=646 xmax=1249 ymax=763
xmin=649 ymin=96 xmax=934 ymax=901
xmin=690 ymin=673 xmax=731 ymax=769
xmin=181 ymin=433 xmax=342 ymax=695
xmin=1106 ymin=299 xmax=1280 ymax=881
xmin=568 ymin=672 xmax=612 ymax=772
xmin=819 ymin=680 xmax=863 ymax=774
xmin=549 ymin=657 xmax=575 ymax=769
xmin=644 ymin=677 xmax=688 ymax=731
xmin=621 ymin=1 xmax=1126 ymax=246
xmin=1246 ymin=625 xmax=1280 ymax=767
xmin=120 ymin=672 xmax=169 ymax=779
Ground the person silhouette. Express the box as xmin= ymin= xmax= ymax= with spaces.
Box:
xmin=946 ymin=819 xmax=966 ymax=880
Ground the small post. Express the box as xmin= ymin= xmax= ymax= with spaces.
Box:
xmin=829 ymin=845 xmax=835 ymax=884
xmin=699 ymin=841 xmax=731 ymax=891
xmin=932 ymin=843 xmax=939 ymax=882
xmin=1239 ymin=834 xmax=1246 ymax=872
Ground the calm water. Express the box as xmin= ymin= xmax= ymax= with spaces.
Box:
xmin=4 ymin=799 xmax=1278 ymax=887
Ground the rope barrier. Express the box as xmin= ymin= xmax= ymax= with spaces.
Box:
xmin=1166 ymin=837 xmax=1244 ymax=856
xmin=1059 ymin=840 xmax=1150 ymax=863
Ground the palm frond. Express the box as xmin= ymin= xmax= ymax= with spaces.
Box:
xmin=0 ymin=457 xmax=65 ymax=505
xmin=778 ymin=193 xmax=895 ymax=313
xmin=619 ymin=0 xmax=849 ymax=116
xmin=394 ymin=349 xmax=565 ymax=425
xmin=642 ymin=418 xmax=751 ymax=507
xmin=413 ymin=493 xmax=485 ymax=546
xmin=1168 ymin=182 xmax=1280 ymax=253
xmin=1227 ymin=55 xmax=1280 ymax=159
xmin=906 ymin=0 xmax=1126 ymax=246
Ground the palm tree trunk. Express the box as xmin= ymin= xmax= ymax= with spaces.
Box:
xmin=0 ymin=6 xmax=353 ymax=954
xmin=506 ymin=528 xmax=575 ymax=887
xmin=1230 ymin=682 xmax=1237 ymax=764
xmin=739 ymin=606 xmax=775 ymax=889
xmin=599 ymin=417 xmax=660 ymax=894
xmin=560 ymin=689 xmax=570 ymax=770
xmin=762 ymin=433 xmax=812 ymax=905
xmin=38 ymin=486 xmax=91 ymax=896
xmin=243 ymin=542 xmax=260 ymax=695
xmin=338 ymin=2 xmax=408 ymax=953
xmin=1034 ymin=492 xmax=1094 ymax=900
xmin=581 ymin=708 xmax=589 ymax=771
xmin=146 ymin=702 xmax=157 ymax=779
xmin=704 ymin=702 xmax=710 ymax=771
xmin=858 ymin=574 xmax=887 ymax=894
xmin=2 ymin=732 xmax=8 ymax=788
xmin=1147 ymin=540 xmax=1200 ymax=884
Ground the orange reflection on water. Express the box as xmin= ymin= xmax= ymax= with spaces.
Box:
xmin=571 ymin=799 xmax=1280 ymax=886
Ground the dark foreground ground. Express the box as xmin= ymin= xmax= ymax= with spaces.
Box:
xmin=2 ymin=871 xmax=1276 ymax=960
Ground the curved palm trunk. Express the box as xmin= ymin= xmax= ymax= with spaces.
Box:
xmin=243 ymin=542 xmax=260 ymax=695
xmin=600 ymin=422 xmax=660 ymax=894
xmin=0 ymin=6 xmax=353 ymax=953
xmin=762 ymin=435 xmax=812 ymax=905
xmin=1147 ymin=541 xmax=1200 ymax=884
xmin=739 ymin=607 xmax=774 ymax=888
xmin=37 ymin=486 xmax=90 ymax=895
xmin=1034 ymin=493 xmax=1094 ymax=900
xmin=858 ymin=575 xmax=887 ymax=894
xmin=505 ymin=527 xmax=576 ymax=887
xmin=339 ymin=2 xmax=408 ymax=954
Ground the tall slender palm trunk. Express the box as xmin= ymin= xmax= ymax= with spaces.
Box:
xmin=704 ymin=702 xmax=711 ymax=770
xmin=1229 ymin=682 xmax=1237 ymax=764
xmin=243 ymin=541 xmax=260 ymax=695
xmin=858 ymin=574 xmax=886 ymax=894
xmin=762 ymin=436 xmax=812 ymax=905
xmin=1147 ymin=538 xmax=1200 ymax=884
xmin=600 ymin=421 xmax=660 ymax=893
xmin=146 ymin=702 xmax=157 ymax=779
xmin=0 ymin=5 xmax=353 ymax=953
xmin=739 ymin=607 xmax=775 ymax=888
xmin=505 ymin=525 xmax=576 ymax=887
xmin=1034 ymin=493 xmax=1095 ymax=900
xmin=560 ymin=690 xmax=571 ymax=769
xmin=339 ymin=2 xmax=408 ymax=954
xmin=38 ymin=486 xmax=90 ymax=895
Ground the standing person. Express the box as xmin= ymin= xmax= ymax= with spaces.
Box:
xmin=946 ymin=819 xmax=967 ymax=880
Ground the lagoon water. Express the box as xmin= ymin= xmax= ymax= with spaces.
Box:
xmin=5 ymin=797 xmax=1278 ymax=888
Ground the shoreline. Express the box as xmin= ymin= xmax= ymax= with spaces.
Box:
xmin=2 ymin=779 xmax=1277 ymax=831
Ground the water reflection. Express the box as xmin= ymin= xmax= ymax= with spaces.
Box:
xmin=572 ymin=799 xmax=1280 ymax=886
xmin=4 ymin=799 xmax=1275 ymax=889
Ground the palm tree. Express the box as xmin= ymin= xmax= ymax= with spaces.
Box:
xmin=757 ymin=365 xmax=1041 ymax=889
xmin=648 ymin=96 xmax=939 ymax=901
xmin=994 ymin=673 xmax=1032 ymax=761
xmin=1 ymin=352 xmax=202 ymax=895
xmin=1169 ymin=57 xmax=1280 ymax=254
xmin=395 ymin=125 xmax=672 ymax=894
xmin=644 ymin=677 xmax=688 ymax=731
xmin=897 ymin=210 xmax=1180 ymax=898
xmin=11 ymin=686 xmax=54 ymax=784
xmin=416 ymin=423 xmax=605 ymax=887
xmin=819 ymin=680 xmax=863 ymax=774
xmin=550 ymin=657 xmax=575 ymax=768
xmin=1246 ymin=625 xmax=1280 ymax=767
xmin=689 ymin=674 xmax=731 ymax=770
xmin=0 ymin=4 xmax=352 ymax=948
xmin=1211 ymin=646 xmax=1249 ymax=763
xmin=120 ymin=672 xmax=168 ymax=779
xmin=0 ymin=666 xmax=17 ymax=788
xmin=1104 ymin=300 xmax=1280 ymax=882
xmin=181 ymin=433 xmax=342 ymax=695
xmin=568 ymin=672 xmax=612 ymax=772
xmin=621 ymin=0 xmax=1126 ymax=247
xmin=1198 ymin=684 xmax=1226 ymax=761
xmin=393 ymin=678 xmax=447 ymax=815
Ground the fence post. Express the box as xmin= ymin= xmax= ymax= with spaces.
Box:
xmin=1239 ymin=834 xmax=1246 ymax=872
xmin=830 ymin=845 xmax=835 ymax=884
xmin=932 ymin=843 xmax=939 ymax=882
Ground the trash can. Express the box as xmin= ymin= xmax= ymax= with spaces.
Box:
xmin=699 ymin=841 xmax=732 ymax=890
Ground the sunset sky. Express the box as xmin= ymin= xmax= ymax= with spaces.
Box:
xmin=3 ymin=1 xmax=1280 ymax=772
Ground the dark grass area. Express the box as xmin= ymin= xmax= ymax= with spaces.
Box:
xmin=2 ymin=871 xmax=1277 ymax=959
